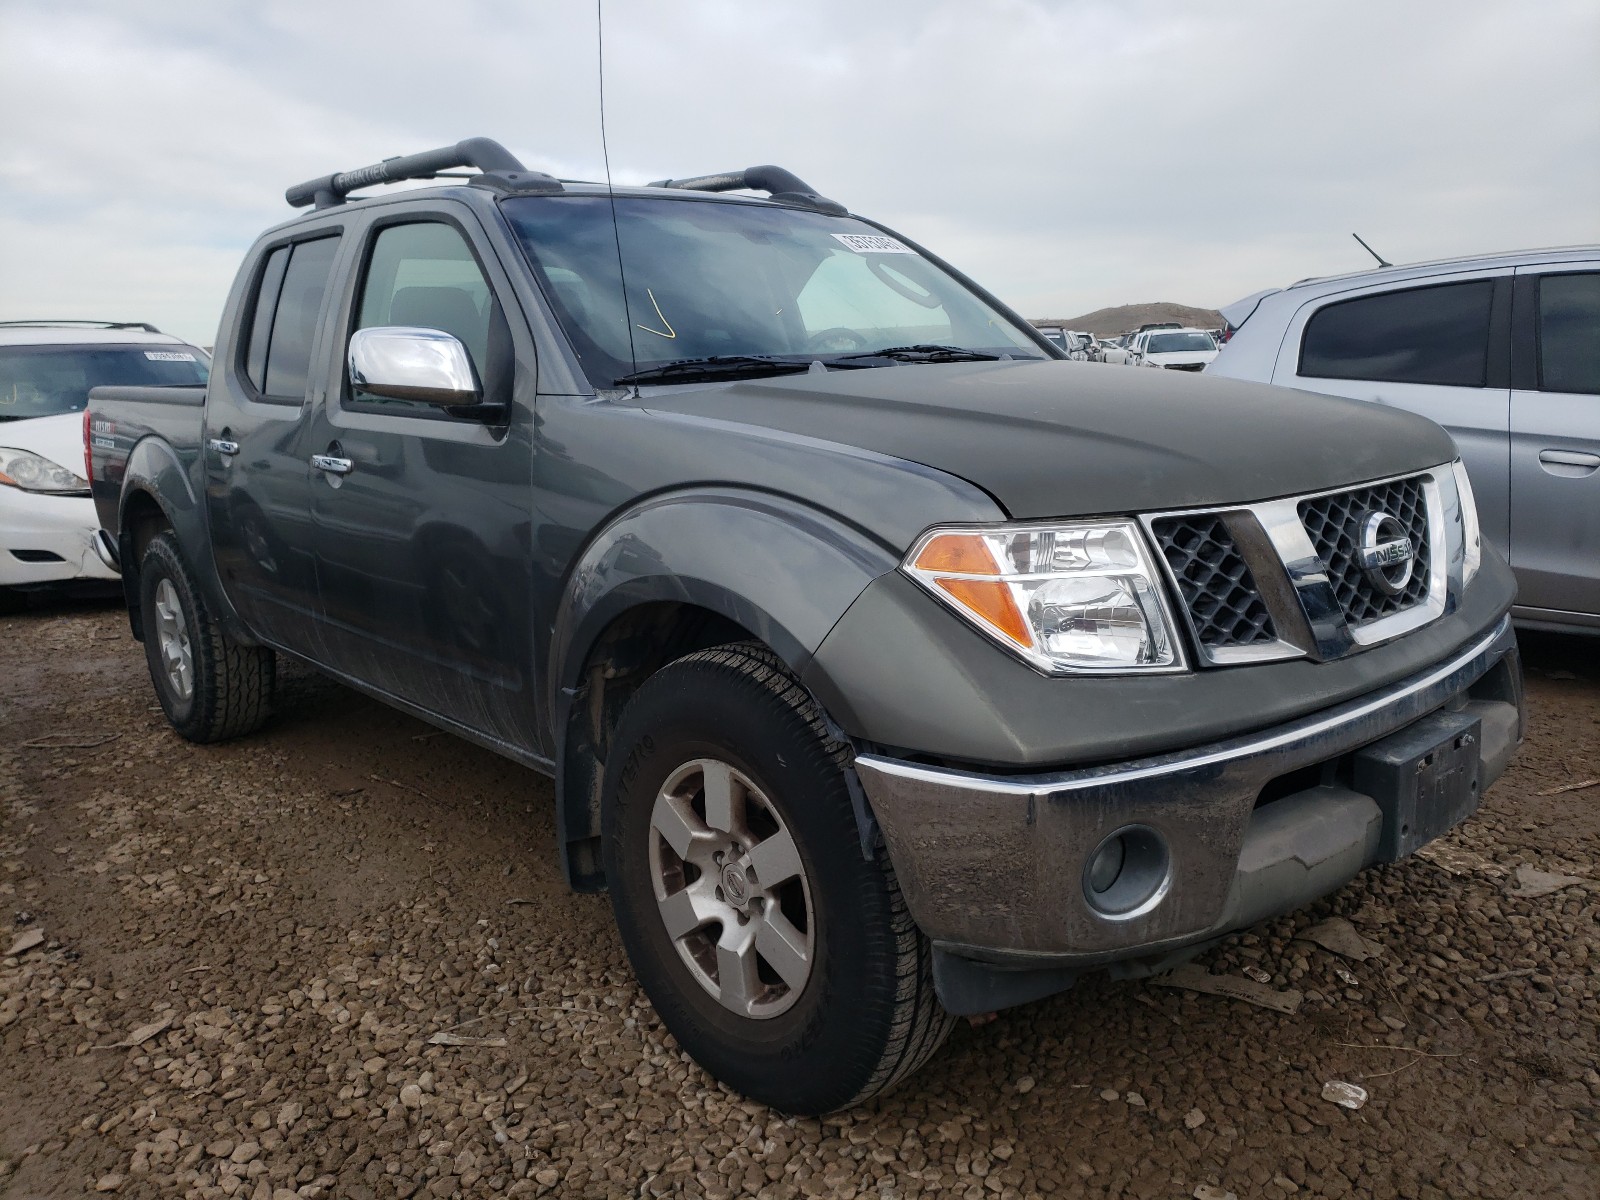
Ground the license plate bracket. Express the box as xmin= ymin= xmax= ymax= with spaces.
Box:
xmin=1353 ymin=709 xmax=1484 ymax=863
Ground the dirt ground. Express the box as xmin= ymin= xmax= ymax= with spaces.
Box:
xmin=1 ymin=599 xmax=1596 ymax=1200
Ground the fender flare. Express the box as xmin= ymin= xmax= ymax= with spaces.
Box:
xmin=118 ymin=437 xmax=253 ymax=644
xmin=547 ymin=487 xmax=900 ymax=886
xmin=549 ymin=487 xmax=898 ymax=718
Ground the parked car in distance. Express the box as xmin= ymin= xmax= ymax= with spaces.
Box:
xmin=1210 ymin=246 xmax=1600 ymax=634
xmin=1037 ymin=327 xmax=1093 ymax=360
xmin=1035 ymin=325 xmax=1071 ymax=354
xmin=0 ymin=320 xmax=209 ymax=610
xmin=1131 ymin=321 xmax=1182 ymax=338
xmin=89 ymin=137 xmax=1522 ymax=1112
xmin=1133 ymin=328 xmax=1219 ymax=372
xmin=1100 ymin=333 xmax=1133 ymax=365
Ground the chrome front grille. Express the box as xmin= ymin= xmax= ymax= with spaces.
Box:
xmin=1298 ymin=476 xmax=1432 ymax=626
xmin=1143 ymin=466 xmax=1459 ymax=667
xmin=1149 ymin=514 xmax=1278 ymax=650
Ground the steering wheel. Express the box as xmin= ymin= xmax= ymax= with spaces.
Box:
xmin=806 ymin=327 xmax=869 ymax=354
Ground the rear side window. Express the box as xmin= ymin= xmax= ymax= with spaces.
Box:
xmin=241 ymin=235 xmax=340 ymax=401
xmin=1299 ymin=280 xmax=1494 ymax=387
xmin=242 ymin=247 xmax=289 ymax=391
xmin=1538 ymin=272 xmax=1600 ymax=394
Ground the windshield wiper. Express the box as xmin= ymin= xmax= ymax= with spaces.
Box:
xmin=613 ymin=355 xmax=813 ymax=386
xmin=832 ymin=344 xmax=1004 ymax=364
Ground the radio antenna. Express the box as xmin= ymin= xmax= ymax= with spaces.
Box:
xmin=1351 ymin=232 xmax=1391 ymax=268
xmin=597 ymin=0 xmax=639 ymax=388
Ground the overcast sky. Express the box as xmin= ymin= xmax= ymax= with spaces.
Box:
xmin=2 ymin=0 xmax=1596 ymax=344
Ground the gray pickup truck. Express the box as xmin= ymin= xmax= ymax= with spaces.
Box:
xmin=88 ymin=138 xmax=1523 ymax=1113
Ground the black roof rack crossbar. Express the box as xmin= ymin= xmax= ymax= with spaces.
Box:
xmin=285 ymin=138 xmax=558 ymax=209
xmin=647 ymin=166 xmax=846 ymax=215
xmin=0 ymin=319 xmax=162 ymax=333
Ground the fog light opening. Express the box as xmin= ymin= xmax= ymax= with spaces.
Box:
xmin=1082 ymin=825 xmax=1170 ymax=918
xmin=1087 ymin=834 xmax=1127 ymax=894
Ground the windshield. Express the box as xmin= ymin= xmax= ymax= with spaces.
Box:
xmin=1146 ymin=332 xmax=1216 ymax=354
xmin=503 ymin=195 xmax=1042 ymax=387
xmin=0 ymin=344 xmax=209 ymax=421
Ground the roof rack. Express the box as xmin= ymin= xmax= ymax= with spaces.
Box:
xmin=647 ymin=166 xmax=846 ymax=215
xmin=0 ymin=319 xmax=162 ymax=333
xmin=285 ymin=137 xmax=563 ymax=210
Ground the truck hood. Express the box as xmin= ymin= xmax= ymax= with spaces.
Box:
xmin=641 ymin=359 xmax=1457 ymax=519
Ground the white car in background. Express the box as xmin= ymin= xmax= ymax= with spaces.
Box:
xmin=1 ymin=321 xmax=210 ymax=609
xmin=1131 ymin=327 xmax=1219 ymax=372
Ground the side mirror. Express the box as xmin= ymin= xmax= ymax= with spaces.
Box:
xmin=349 ymin=327 xmax=480 ymax=406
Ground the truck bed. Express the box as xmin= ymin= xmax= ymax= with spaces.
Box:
xmin=87 ymin=384 xmax=206 ymax=538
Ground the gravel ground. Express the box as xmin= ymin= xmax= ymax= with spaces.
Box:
xmin=2 ymin=600 xmax=1596 ymax=1200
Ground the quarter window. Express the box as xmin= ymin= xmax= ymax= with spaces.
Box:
xmin=1537 ymin=272 xmax=1600 ymax=395
xmin=1299 ymin=280 xmax=1495 ymax=387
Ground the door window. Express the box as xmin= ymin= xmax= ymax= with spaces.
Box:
xmin=255 ymin=237 xmax=341 ymax=401
xmin=1537 ymin=273 xmax=1600 ymax=395
xmin=348 ymin=221 xmax=508 ymax=414
xmin=1299 ymin=279 xmax=1495 ymax=387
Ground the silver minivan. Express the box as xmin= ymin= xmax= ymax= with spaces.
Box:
xmin=1209 ymin=247 xmax=1600 ymax=634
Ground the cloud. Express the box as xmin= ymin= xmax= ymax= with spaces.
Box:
xmin=1 ymin=0 xmax=1595 ymax=342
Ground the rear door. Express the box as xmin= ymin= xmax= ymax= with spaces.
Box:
xmin=1274 ymin=272 xmax=1512 ymax=552
xmin=1508 ymin=264 xmax=1600 ymax=620
xmin=204 ymin=230 xmax=342 ymax=654
xmin=302 ymin=202 xmax=540 ymax=750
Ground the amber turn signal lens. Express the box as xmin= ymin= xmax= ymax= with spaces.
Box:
xmin=934 ymin=577 xmax=1033 ymax=647
xmin=913 ymin=533 xmax=1000 ymax=575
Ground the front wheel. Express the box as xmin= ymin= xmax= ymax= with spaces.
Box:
xmin=602 ymin=643 xmax=953 ymax=1113
xmin=139 ymin=530 xmax=275 ymax=743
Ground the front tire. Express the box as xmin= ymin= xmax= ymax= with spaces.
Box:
xmin=602 ymin=643 xmax=953 ymax=1113
xmin=139 ymin=531 xmax=275 ymax=743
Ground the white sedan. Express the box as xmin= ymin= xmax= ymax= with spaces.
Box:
xmin=1 ymin=322 xmax=209 ymax=608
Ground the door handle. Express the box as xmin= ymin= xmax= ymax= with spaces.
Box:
xmin=207 ymin=438 xmax=240 ymax=457
xmin=1538 ymin=449 xmax=1600 ymax=476
xmin=310 ymin=454 xmax=354 ymax=475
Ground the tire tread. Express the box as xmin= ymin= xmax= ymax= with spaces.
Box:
xmin=142 ymin=532 xmax=274 ymax=743
xmin=664 ymin=642 xmax=955 ymax=1108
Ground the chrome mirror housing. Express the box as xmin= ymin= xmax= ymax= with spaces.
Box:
xmin=348 ymin=326 xmax=479 ymax=406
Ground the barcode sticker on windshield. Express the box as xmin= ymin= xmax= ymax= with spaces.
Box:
xmin=832 ymin=233 xmax=915 ymax=254
xmin=144 ymin=350 xmax=196 ymax=362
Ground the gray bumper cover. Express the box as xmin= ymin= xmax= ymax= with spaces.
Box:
xmin=853 ymin=615 xmax=1522 ymax=1010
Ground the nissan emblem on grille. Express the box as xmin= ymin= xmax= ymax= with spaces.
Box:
xmin=1357 ymin=511 xmax=1415 ymax=596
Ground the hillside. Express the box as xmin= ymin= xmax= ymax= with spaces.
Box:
xmin=1032 ymin=302 xmax=1224 ymax=338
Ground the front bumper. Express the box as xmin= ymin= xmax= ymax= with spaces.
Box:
xmin=853 ymin=614 xmax=1522 ymax=1013
xmin=0 ymin=489 xmax=119 ymax=588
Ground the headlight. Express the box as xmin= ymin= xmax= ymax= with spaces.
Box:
xmin=904 ymin=521 xmax=1184 ymax=673
xmin=1450 ymin=459 xmax=1481 ymax=585
xmin=0 ymin=447 xmax=90 ymax=495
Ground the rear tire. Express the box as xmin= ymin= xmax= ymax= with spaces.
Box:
xmin=602 ymin=642 xmax=953 ymax=1113
xmin=139 ymin=531 xmax=274 ymax=743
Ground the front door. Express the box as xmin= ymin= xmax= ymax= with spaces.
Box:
xmin=304 ymin=209 xmax=539 ymax=750
xmin=1509 ymin=265 xmax=1600 ymax=620
xmin=204 ymin=232 xmax=342 ymax=655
